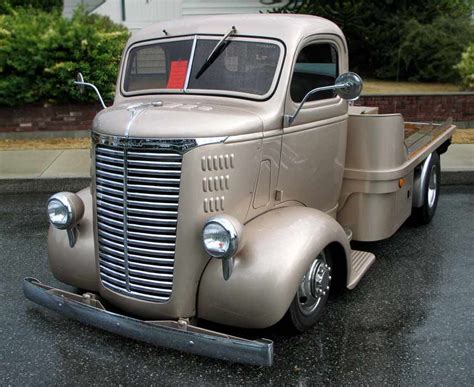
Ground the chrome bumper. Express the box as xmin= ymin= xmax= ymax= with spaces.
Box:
xmin=23 ymin=278 xmax=273 ymax=366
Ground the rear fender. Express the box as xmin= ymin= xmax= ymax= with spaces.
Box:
xmin=48 ymin=187 xmax=98 ymax=291
xmin=197 ymin=206 xmax=351 ymax=329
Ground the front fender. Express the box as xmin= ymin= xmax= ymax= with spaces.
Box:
xmin=197 ymin=206 xmax=351 ymax=329
xmin=48 ymin=187 xmax=98 ymax=291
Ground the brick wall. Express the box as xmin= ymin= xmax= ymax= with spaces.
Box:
xmin=357 ymin=93 xmax=473 ymax=123
xmin=0 ymin=103 xmax=100 ymax=133
xmin=0 ymin=93 xmax=472 ymax=133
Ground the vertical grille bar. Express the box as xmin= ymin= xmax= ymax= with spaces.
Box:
xmin=122 ymin=147 xmax=130 ymax=292
xmin=95 ymin=143 xmax=182 ymax=302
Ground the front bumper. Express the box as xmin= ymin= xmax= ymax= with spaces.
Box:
xmin=23 ymin=278 xmax=273 ymax=366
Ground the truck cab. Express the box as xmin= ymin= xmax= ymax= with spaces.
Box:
xmin=25 ymin=14 xmax=455 ymax=366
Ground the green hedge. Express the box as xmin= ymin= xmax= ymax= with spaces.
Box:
xmin=0 ymin=8 xmax=129 ymax=106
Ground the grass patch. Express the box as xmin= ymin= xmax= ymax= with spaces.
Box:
xmin=0 ymin=137 xmax=91 ymax=150
xmin=452 ymin=129 xmax=474 ymax=144
xmin=363 ymin=79 xmax=463 ymax=94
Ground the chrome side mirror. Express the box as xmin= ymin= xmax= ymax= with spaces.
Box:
xmin=335 ymin=72 xmax=363 ymax=101
xmin=73 ymin=72 xmax=107 ymax=110
xmin=286 ymin=71 xmax=363 ymax=125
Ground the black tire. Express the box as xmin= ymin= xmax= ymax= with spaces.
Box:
xmin=412 ymin=152 xmax=441 ymax=225
xmin=281 ymin=249 xmax=333 ymax=334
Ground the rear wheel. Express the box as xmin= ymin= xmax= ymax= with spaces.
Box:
xmin=413 ymin=152 xmax=441 ymax=225
xmin=282 ymin=249 xmax=333 ymax=333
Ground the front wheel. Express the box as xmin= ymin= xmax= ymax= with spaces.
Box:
xmin=282 ymin=249 xmax=333 ymax=333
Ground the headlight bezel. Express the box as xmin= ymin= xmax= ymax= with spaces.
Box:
xmin=202 ymin=216 xmax=242 ymax=259
xmin=47 ymin=192 xmax=84 ymax=230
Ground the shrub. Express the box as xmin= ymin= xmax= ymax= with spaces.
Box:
xmin=456 ymin=44 xmax=474 ymax=90
xmin=0 ymin=8 xmax=129 ymax=106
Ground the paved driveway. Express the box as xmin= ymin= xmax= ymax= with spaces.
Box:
xmin=1 ymin=185 xmax=473 ymax=385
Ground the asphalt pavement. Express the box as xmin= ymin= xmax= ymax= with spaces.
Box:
xmin=1 ymin=186 xmax=473 ymax=385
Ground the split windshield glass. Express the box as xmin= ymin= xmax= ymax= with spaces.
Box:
xmin=123 ymin=37 xmax=282 ymax=98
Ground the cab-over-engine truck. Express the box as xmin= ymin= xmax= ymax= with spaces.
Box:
xmin=24 ymin=14 xmax=455 ymax=366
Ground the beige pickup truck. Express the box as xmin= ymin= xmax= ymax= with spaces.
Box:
xmin=24 ymin=14 xmax=455 ymax=366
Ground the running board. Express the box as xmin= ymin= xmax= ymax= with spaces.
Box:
xmin=347 ymin=250 xmax=375 ymax=289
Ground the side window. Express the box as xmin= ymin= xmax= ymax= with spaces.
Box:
xmin=290 ymin=43 xmax=338 ymax=103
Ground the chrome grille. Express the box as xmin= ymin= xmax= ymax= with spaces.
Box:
xmin=95 ymin=144 xmax=182 ymax=302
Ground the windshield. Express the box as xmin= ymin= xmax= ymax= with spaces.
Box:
xmin=122 ymin=37 xmax=283 ymax=98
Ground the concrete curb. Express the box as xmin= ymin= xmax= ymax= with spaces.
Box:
xmin=0 ymin=171 xmax=472 ymax=194
xmin=441 ymin=171 xmax=474 ymax=186
xmin=0 ymin=130 xmax=90 ymax=140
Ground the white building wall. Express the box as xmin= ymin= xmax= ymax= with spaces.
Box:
xmin=181 ymin=0 xmax=286 ymax=16
xmin=126 ymin=0 xmax=182 ymax=25
xmin=93 ymin=0 xmax=182 ymax=30
xmin=63 ymin=0 xmax=77 ymax=17
xmin=92 ymin=0 xmax=122 ymax=20
xmin=63 ymin=0 xmax=106 ymax=18
xmin=87 ymin=0 xmax=288 ymax=31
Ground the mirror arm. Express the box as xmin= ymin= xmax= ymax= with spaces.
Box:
xmin=74 ymin=80 xmax=107 ymax=110
xmin=286 ymin=82 xmax=349 ymax=125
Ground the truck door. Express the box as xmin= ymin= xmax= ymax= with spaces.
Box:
xmin=279 ymin=37 xmax=348 ymax=216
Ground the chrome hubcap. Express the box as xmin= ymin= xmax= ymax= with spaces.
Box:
xmin=297 ymin=252 xmax=332 ymax=315
xmin=427 ymin=164 xmax=438 ymax=208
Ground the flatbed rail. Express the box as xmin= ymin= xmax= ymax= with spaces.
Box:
xmin=405 ymin=119 xmax=454 ymax=158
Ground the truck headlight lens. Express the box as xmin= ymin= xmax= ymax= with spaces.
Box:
xmin=202 ymin=216 xmax=242 ymax=259
xmin=47 ymin=192 xmax=84 ymax=230
xmin=47 ymin=199 xmax=71 ymax=229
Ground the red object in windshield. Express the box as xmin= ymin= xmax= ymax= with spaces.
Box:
xmin=167 ymin=60 xmax=188 ymax=89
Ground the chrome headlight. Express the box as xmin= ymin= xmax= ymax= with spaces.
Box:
xmin=202 ymin=216 xmax=242 ymax=259
xmin=47 ymin=192 xmax=84 ymax=230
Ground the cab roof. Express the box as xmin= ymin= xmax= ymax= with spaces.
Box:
xmin=128 ymin=14 xmax=345 ymax=51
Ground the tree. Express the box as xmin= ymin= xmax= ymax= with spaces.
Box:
xmin=456 ymin=44 xmax=474 ymax=89
xmin=271 ymin=0 xmax=474 ymax=82
xmin=0 ymin=0 xmax=63 ymax=13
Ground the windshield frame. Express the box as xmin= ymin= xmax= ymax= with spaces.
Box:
xmin=120 ymin=34 xmax=286 ymax=101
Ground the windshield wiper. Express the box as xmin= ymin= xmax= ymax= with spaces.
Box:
xmin=194 ymin=26 xmax=236 ymax=80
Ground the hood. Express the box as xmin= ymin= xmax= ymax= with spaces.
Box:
xmin=92 ymin=100 xmax=263 ymax=139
